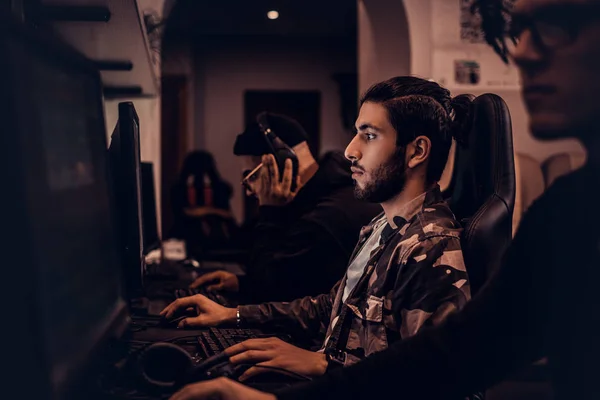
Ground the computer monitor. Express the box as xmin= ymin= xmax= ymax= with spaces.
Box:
xmin=1 ymin=16 xmax=128 ymax=399
xmin=108 ymin=102 xmax=145 ymax=300
xmin=141 ymin=162 xmax=160 ymax=251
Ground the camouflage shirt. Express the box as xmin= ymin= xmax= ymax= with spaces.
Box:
xmin=239 ymin=186 xmax=471 ymax=365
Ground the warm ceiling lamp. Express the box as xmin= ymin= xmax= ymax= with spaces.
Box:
xmin=267 ymin=10 xmax=279 ymax=20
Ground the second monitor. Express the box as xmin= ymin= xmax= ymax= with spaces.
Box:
xmin=108 ymin=101 xmax=145 ymax=300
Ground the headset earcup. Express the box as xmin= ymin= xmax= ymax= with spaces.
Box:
xmin=138 ymin=342 xmax=194 ymax=390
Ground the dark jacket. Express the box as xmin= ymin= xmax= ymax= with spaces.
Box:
xmin=275 ymin=165 xmax=600 ymax=400
xmin=239 ymin=151 xmax=381 ymax=303
xmin=240 ymin=186 xmax=470 ymax=364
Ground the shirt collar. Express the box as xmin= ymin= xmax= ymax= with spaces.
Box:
xmin=380 ymin=185 xmax=443 ymax=242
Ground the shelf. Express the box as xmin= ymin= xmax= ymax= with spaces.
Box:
xmin=41 ymin=0 xmax=159 ymax=98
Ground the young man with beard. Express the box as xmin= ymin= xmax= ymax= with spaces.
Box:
xmin=168 ymin=0 xmax=600 ymax=399
xmin=188 ymin=113 xmax=380 ymax=303
xmin=161 ymin=77 xmax=472 ymax=381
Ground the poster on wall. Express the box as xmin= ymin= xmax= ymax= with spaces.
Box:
xmin=454 ymin=60 xmax=481 ymax=85
xmin=432 ymin=49 xmax=520 ymax=90
xmin=460 ymin=0 xmax=485 ymax=43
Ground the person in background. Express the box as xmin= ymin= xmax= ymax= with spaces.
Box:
xmin=190 ymin=113 xmax=381 ymax=303
xmin=169 ymin=150 xmax=240 ymax=259
xmin=168 ymin=0 xmax=600 ymax=398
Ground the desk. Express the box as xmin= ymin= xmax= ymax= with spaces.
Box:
xmin=94 ymin=316 xmax=303 ymax=399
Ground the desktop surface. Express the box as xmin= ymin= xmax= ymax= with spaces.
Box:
xmin=94 ymin=319 xmax=307 ymax=399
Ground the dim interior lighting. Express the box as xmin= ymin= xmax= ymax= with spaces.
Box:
xmin=267 ymin=10 xmax=279 ymax=20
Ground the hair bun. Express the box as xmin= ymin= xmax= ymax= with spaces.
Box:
xmin=449 ymin=94 xmax=474 ymax=146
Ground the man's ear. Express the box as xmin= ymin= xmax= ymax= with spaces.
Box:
xmin=406 ymin=135 xmax=431 ymax=169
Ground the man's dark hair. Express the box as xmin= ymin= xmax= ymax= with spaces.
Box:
xmin=233 ymin=113 xmax=309 ymax=156
xmin=360 ymin=76 xmax=471 ymax=183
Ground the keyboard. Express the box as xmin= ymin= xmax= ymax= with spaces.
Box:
xmin=174 ymin=287 xmax=236 ymax=307
xmin=197 ymin=328 xmax=292 ymax=358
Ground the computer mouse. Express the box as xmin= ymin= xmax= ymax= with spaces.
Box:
xmin=158 ymin=315 xmax=188 ymax=328
xmin=138 ymin=342 xmax=194 ymax=390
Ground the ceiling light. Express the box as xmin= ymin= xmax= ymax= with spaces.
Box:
xmin=267 ymin=10 xmax=279 ymax=20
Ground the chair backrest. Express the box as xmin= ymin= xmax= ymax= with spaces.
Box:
xmin=513 ymin=153 xmax=545 ymax=236
xmin=441 ymin=94 xmax=475 ymax=198
xmin=542 ymin=151 xmax=586 ymax=188
xmin=448 ymin=93 xmax=516 ymax=295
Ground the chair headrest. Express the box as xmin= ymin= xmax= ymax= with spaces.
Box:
xmin=448 ymin=93 xmax=516 ymax=221
xmin=447 ymin=93 xmax=516 ymax=294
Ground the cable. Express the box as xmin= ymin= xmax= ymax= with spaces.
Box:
xmin=166 ymin=334 xmax=204 ymax=343
xmin=124 ymin=334 xmax=203 ymax=346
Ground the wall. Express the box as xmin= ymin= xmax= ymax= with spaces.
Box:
xmin=357 ymin=0 xmax=585 ymax=162
xmin=101 ymin=0 xmax=166 ymax=235
xmin=193 ymin=36 xmax=357 ymax=222
xmin=104 ymin=98 xmax=161 ymax=233
xmin=162 ymin=42 xmax=196 ymax=151
xmin=358 ymin=0 xmax=411 ymax=93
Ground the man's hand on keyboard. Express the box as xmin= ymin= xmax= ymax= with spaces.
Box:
xmin=170 ymin=377 xmax=275 ymax=400
xmin=190 ymin=270 xmax=240 ymax=293
xmin=225 ymin=337 xmax=328 ymax=381
xmin=160 ymin=295 xmax=237 ymax=328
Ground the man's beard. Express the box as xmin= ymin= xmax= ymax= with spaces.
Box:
xmin=353 ymin=148 xmax=407 ymax=203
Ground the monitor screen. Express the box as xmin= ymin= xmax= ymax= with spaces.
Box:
xmin=141 ymin=162 xmax=160 ymax=250
xmin=132 ymin=114 xmax=144 ymax=267
xmin=108 ymin=102 xmax=145 ymax=299
xmin=1 ymin=18 xmax=127 ymax=398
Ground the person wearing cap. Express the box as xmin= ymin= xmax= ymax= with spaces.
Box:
xmin=189 ymin=112 xmax=381 ymax=303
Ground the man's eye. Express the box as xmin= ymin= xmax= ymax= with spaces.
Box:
xmin=365 ymin=133 xmax=376 ymax=141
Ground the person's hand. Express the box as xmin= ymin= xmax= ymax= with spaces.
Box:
xmin=256 ymin=154 xmax=300 ymax=206
xmin=189 ymin=271 xmax=240 ymax=293
xmin=225 ymin=337 xmax=327 ymax=381
xmin=170 ymin=377 xmax=275 ymax=400
xmin=159 ymin=295 xmax=237 ymax=328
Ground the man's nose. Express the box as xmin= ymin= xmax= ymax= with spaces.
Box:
xmin=345 ymin=135 xmax=362 ymax=162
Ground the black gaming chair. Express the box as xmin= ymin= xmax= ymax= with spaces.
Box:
xmin=446 ymin=93 xmax=516 ymax=295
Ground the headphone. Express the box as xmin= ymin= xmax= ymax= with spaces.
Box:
xmin=136 ymin=342 xmax=237 ymax=392
xmin=256 ymin=113 xmax=300 ymax=192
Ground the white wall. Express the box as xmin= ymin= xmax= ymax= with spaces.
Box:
xmin=357 ymin=0 xmax=585 ymax=161
xmin=193 ymin=37 xmax=357 ymax=222
xmin=101 ymin=0 xmax=165 ymax=235
xmin=358 ymin=0 xmax=411 ymax=93
xmin=104 ymin=98 xmax=162 ymax=234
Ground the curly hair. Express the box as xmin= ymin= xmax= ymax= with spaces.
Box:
xmin=471 ymin=0 xmax=517 ymax=63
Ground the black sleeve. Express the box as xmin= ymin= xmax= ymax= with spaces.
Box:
xmin=275 ymin=191 xmax=554 ymax=400
xmin=239 ymin=281 xmax=340 ymax=340
xmin=239 ymin=205 xmax=349 ymax=303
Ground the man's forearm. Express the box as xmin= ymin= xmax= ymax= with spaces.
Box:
xmin=239 ymin=292 xmax=334 ymax=338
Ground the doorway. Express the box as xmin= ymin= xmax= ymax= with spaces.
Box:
xmin=160 ymin=75 xmax=188 ymax=235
